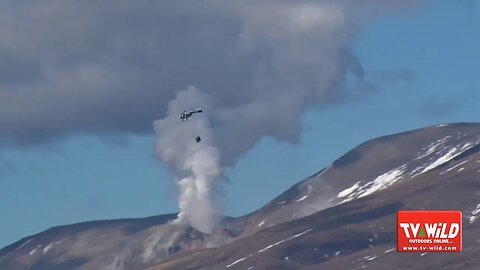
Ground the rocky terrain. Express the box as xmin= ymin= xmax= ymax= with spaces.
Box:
xmin=2 ymin=123 xmax=480 ymax=270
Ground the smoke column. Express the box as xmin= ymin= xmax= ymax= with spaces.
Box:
xmin=149 ymin=1 xmax=421 ymax=233
xmin=154 ymin=86 xmax=221 ymax=233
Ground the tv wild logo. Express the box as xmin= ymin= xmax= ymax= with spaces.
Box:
xmin=397 ymin=211 xmax=462 ymax=252
xmin=399 ymin=223 xmax=460 ymax=239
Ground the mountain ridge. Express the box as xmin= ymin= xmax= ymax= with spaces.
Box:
xmin=2 ymin=122 xmax=480 ymax=270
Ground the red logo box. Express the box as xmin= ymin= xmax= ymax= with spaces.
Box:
xmin=397 ymin=211 xmax=462 ymax=252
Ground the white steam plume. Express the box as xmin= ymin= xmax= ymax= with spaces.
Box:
xmin=154 ymin=86 xmax=221 ymax=234
xmin=150 ymin=0 xmax=422 ymax=233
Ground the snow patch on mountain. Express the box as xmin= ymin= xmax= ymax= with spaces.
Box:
xmin=338 ymin=166 xmax=406 ymax=203
xmin=335 ymin=132 xmax=480 ymax=217
xmin=410 ymin=133 xmax=480 ymax=177
xmin=468 ymin=204 xmax=480 ymax=223
xmin=364 ymin=255 xmax=377 ymax=261
xmin=415 ymin=136 xmax=451 ymax=160
xmin=14 ymin=239 xmax=32 ymax=251
xmin=384 ymin=248 xmax=395 ymax=254
xmin=440 ymin=159 xmax=470 ymax=175
xmin=258 ymin=229 xmax=313 ymax=253
xmin=43 ymin=243 xmax=53 ymax=254
xmin=338 ymin=181 xmax=361 ymax=198
xmin=224 ymin=229 xmax=313 ymax=269
xmin=419 ymin=148 xmax=464 ymax=174
xmin=29 ymin=245 xmax=41 ymax=256
xmin=295 ymin=194 xmax=308 ymax=202
xmin=360 ymin=166 xmax=406 ymax=198
xmin=337 ymin=136 xmax=480 ymax=203
xmin=226 ymin=257 xmax=247 ymax=268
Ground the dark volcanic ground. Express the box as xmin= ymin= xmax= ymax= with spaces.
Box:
xmin=1 ymin=123 xmax=480 ymax=270
xmin=148 ymin=147 xmax=480 ymax=270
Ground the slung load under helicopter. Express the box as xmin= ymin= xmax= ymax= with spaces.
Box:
xmin=179 ymin=108 xmax=203 ymax=143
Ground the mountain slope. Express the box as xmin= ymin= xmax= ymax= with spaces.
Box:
xmin=146 ymin=144 xmax=480 ymax=270
xmin=1 ymin=122 xmax=480 ymax=270
xmin=237 ymin=123 xmax=480 ymax=237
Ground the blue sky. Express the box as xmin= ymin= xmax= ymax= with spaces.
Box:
xmin=1 ymin=0 xmax=479 ymax=248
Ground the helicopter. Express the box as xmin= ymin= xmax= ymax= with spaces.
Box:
xmin=179 ymin=108 xmax=203 ymax=121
